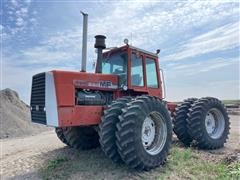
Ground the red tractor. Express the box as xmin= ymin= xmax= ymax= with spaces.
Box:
xmin=30 ymin=13 xmax=229 ymax=170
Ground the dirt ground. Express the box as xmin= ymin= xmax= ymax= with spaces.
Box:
xmin=1 ymin=115 xmax=239 ymax=180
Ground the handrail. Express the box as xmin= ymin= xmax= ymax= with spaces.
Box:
xmin=160 ymin=68 xmax=166 ymax=99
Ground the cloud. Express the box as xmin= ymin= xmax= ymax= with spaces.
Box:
xmin=10 ymin=0 xmax=19 ymax=7
xmin=165 ymin=57 xmax=239 ymax=76
xmin=2 ymin=0 xmax=36 ymax=38
xmin=162 ymin=21 xmax=240 ymax=61
xmin=16 ymin=17 xmax=24 ymax=26
xmin=82 ymin=0 xmax=239 ymax=58
xmin=167 ymin=80 xmax=239 ymax=101
xmin=22 ymin=48 xmax=74 ymax=65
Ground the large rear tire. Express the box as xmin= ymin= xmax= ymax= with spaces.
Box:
xmin=116 ymin=96 xmax=172 ymax=170
xmin=99 ymin=97 xmax=131 ymax=162
xmin=173 ymin=98 xmax=197 ymax=146
xmin=63 ymin=126 xmax=99 ymax=150
xmin=187 ymin=97 xmax=230 ymax=149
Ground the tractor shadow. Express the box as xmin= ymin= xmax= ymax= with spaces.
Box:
xmin=36 ymin=146 xmax=157 ymax=180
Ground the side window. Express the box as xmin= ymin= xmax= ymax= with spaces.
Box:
xmin=131 ymin=53 xmax=144 ymax=86
xmin=146 ymin=58 xmax=158 ymax=88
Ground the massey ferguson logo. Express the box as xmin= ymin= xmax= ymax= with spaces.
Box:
xmin=99 ymin=81 xmax=112 ymax=88
xmin=73 ymin=80 xmax=118 ymax=89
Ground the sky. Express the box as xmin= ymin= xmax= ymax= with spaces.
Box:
xmin=1 ymin=0 xmax=240 ymax=104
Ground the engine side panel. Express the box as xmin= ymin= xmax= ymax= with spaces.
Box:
xmin=53 ymin=70 xmax=118 ymax=107
xmin=58 ymin=106 xmax=103 ymax=127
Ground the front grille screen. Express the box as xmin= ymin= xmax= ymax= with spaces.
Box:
xmin=30 ymin=73 xmax=46 ymax=124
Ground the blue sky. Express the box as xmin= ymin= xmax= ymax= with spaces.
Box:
xmin=1 ymin=0 xmax=239 ymax=103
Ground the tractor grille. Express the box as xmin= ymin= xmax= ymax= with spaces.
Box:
xmin=30 ymin=72 xmax=46 ymax=124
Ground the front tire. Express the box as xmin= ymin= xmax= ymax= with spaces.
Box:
xmin=63 ymin=126 xmax=99 ymax=150
xmin=99 ymin=97 xmax=131 ymax=162
xmin=116 ymin=96 xmax=172 ymax=170
xmin=187 ymin=97 xmax=230 ymax=149
xmin=55 ymin=127 xmax=71 ymax=147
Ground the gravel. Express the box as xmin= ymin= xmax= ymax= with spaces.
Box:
xmin=0 ymin=88 xmax=51 ymax=139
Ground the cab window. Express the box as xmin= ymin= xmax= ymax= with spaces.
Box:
xmin=131 ymin=53 xmax=144 ymax=86
xmin=146 ymin=58 xmax=158 ymax=88
xmin=102 ymin=52 xmax=128 ymax=86
xmin=102 ymin=52 xmax=127 ymax=75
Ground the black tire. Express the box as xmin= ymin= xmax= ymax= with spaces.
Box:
xmin=116 ymin=96 xmax=172 ymax=170
xmin=55 ymin=127 xmax=71 ymax=147
xmin=187 ymin=97 xmax=230 ymax=149
xmin=99 ymin=97 xmax=131 ymax=162
xmin=173 ymin=98 xmax=197 ymax=146
xmin=63 ymin=126 xmax=99 ymax=150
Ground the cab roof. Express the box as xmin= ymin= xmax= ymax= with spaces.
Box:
xmin=103 ymin=45 xmax=158 ymax=58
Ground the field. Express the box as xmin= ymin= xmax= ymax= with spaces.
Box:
xmin=222 ymin=100 xmax=240 ymax=105
xmin=1 ymin=115 xmax=239 ymax=180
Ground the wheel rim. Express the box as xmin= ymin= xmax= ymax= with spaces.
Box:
xmin=141 ymin=111 xmax=167 ymax=155
xmin=205 ymin=108 xmax=225 ymax=139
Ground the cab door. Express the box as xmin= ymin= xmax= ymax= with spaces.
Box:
xmin=145 ymin=56 xmax=163 ymax=98
xmin=128 ymin=51 xmax=147 ymax=91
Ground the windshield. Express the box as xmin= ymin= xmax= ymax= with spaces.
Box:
xmin=102 ymin=52 xmax=127 ymax=75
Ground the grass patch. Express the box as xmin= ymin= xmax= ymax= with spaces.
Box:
xmin=40 ymin=157 xmax=69 ymax=180
xmin=222 ymin=99 xmax=240 ymax=105
xmin=227 ymin=162 xmax=240 ymax=177
xmin=156 ymin=146 xmax=240 ymax=180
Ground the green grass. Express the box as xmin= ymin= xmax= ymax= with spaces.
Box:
xmin=40 ymin=146 xmax=240 ymax=180
xmin=227 ymin=163 xmax=240 ymax=177
xmin=222 ymin=99 xmax=240 ymax=105
xmin=40 ymin=157 xmax=69 ymax=180
xmin=157 ymin=147 xmax=240 ymax=180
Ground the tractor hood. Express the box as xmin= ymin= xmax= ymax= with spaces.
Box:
xmin=52 ymin=70 xmax=119 ymax=91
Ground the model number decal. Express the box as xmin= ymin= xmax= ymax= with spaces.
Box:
xmin=73 ymin=80 xmax=118 ymax=89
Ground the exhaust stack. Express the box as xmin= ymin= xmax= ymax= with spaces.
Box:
xmin=95 ymin=35 xmax=106 ymax=73
xmin=81 ymin=11 xmax=88 ymax=72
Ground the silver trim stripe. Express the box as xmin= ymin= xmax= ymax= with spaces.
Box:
xmin=45 ymin=72 xmax=59 ymax=127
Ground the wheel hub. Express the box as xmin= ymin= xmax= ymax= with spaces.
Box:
xmin=205 ymin=108 xmax=225 ymax=139
xmin=205 ymin=113 xmax=216 ymax=135
xmin=141 ymin=112 xmax=167 ymax=155
xmin=142 ymin=117 xmax=155 ymax=147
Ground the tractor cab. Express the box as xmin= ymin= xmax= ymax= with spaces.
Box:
xmin=97 ymin=44 xmax=163 ymax=98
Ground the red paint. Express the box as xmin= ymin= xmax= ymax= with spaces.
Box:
xmin=52 ymin=70 xmax=118 ymax=106
xmin=58 ymin=106 xmax=103 ymax=127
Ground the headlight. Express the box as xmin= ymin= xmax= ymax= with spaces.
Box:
xmin=123 ymin=85 xmax=128 ymax=91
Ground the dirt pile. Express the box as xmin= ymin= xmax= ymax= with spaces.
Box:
xmin=0 ymin=88 xmax=51 ymax=139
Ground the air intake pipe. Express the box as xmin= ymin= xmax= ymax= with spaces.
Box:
xmin=95 ymin=35 xmax=106 ymax=73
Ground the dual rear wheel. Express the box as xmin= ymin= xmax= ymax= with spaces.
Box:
xmin=99 ymin=96 xmax=172 ymax=170
xmin=173 ymin=97 xmax=230 ymax=149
